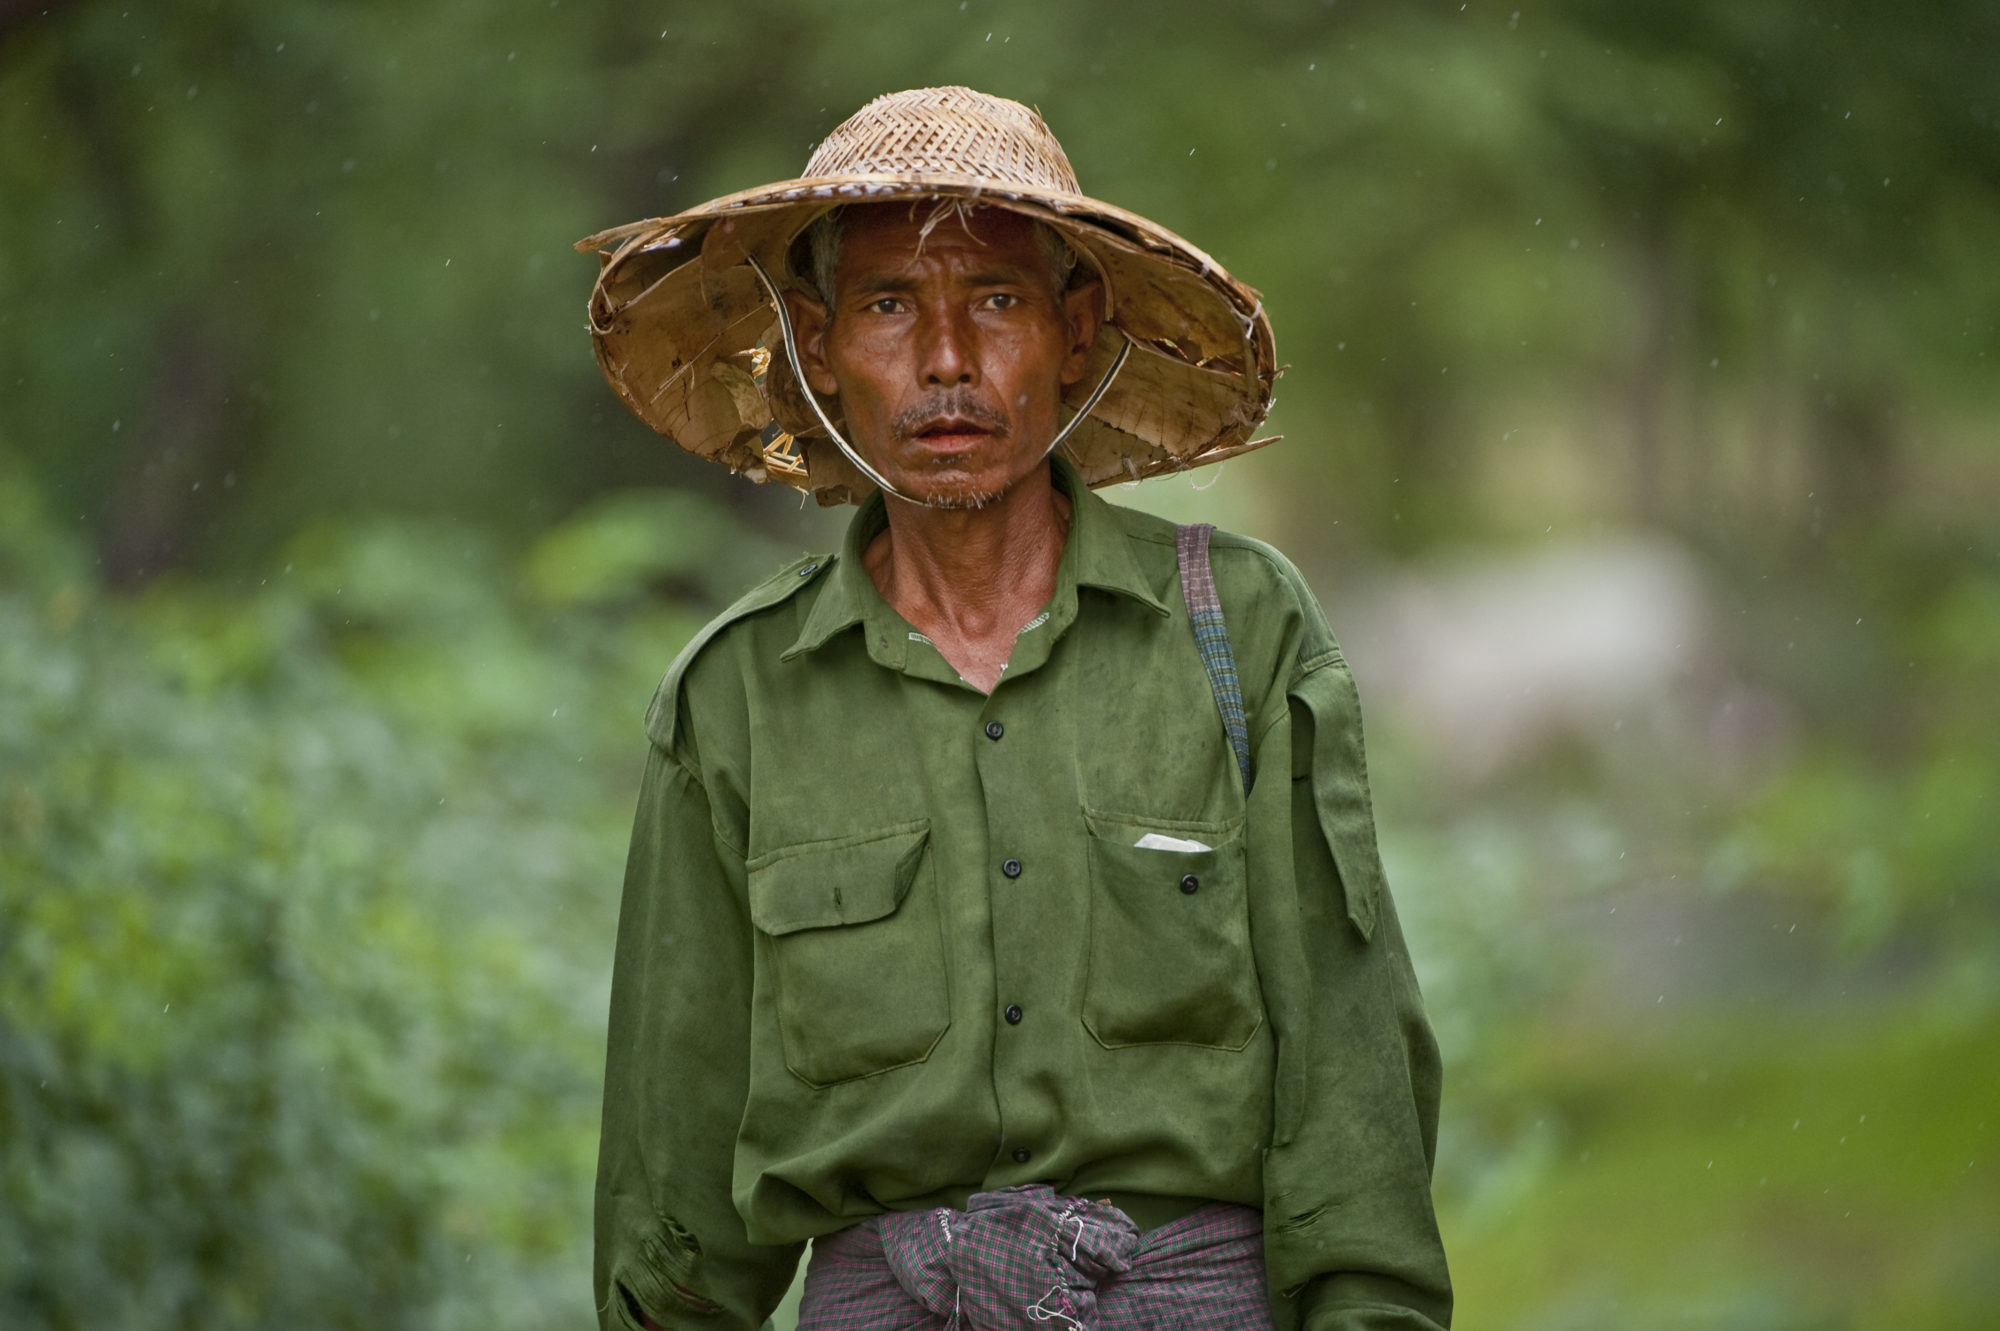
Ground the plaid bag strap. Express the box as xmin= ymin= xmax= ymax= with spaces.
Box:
xmin=1177 ymin=523 xmax=1253 ymax=796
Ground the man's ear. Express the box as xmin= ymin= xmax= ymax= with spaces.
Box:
xmin=783 ymin=289 xmax=840 ymax=398
xmin=1058 ymin=279 xmax=1106 ymax=387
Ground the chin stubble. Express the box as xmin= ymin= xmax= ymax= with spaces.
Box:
xmin=918 ymin=485 xmax=1009 ymax=511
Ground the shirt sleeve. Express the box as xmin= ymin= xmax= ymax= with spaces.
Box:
xmin=1252 ymin=649 xmax=1453 ymax=1331
xmin=594 ymin=741 xmax=802 ymax=1331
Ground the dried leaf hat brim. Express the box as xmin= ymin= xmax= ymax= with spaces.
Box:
xmin=575 ymin=86 xmax=1279 ymax=506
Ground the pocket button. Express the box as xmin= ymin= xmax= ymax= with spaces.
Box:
xmin=1180 ymin=873 xmax=1200 ymax=895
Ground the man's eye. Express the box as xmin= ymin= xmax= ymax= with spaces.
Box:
xmin=986 ymin=293 xmax=1018 ymax=310
xmin=867 ymin=298 xmax=902 ymax=314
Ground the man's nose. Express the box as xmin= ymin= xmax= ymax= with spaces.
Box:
xmin=917 ymin=308 xmax=978 ymax=387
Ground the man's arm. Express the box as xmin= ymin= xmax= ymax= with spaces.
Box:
xmin=594 ymin=744 xmax=801 ymax=1331
xmin=1255 ymin=654 xmax=1452 ymax=1331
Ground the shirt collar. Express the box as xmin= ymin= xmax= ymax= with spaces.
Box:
xmin=1061 ymin=456 xmax=1171 ymax=618
xmin=783 ymin=454 xmax=1168 ymax=661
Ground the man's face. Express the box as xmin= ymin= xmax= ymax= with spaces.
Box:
xmin=792 ymin=203 xmax=1102 ymax=510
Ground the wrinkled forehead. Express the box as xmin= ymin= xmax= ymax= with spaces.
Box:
xmin=835 ymin=201 xmax=1052 ymax=277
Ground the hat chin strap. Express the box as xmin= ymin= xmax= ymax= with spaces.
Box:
xmin=747 ymin=255 xmax=1131 ymax=509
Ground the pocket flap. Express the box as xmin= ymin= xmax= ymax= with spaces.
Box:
xmin=1289 ymin=661 xmax=1383 ymax=942
xmin=747 ymin=822 xmax=930 ymax=936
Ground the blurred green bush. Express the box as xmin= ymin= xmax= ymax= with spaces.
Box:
xmin=0 ymin=451 xmax=781 ymax=1329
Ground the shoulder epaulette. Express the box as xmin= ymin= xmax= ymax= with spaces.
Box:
xmin=643 ymin=552 xmax=834 ymax=754
xmin=1206 ymin=531 xmax=1341 ymax=666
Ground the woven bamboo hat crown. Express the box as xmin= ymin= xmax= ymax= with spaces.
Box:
xmin=805 ymin=85 xmax=1080 ymax=191
xmin=577 ymin=86 xmax=1278 ymax=505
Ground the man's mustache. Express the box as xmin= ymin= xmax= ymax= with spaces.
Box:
xmin=890 ymin=389 xmax=1010 ymax=442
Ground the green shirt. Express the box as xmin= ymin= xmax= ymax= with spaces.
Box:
xmin=595 ymin=458 xmax=1450 ymax=1331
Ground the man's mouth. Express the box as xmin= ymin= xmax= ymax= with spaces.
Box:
xmin=891 ymin=393 xmax=1010 ymax=450
xmin=911 ymin=416 xmax=994 ymax=444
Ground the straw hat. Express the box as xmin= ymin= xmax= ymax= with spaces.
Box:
xmin=575 ymin=86 xmax=1279 ymax=506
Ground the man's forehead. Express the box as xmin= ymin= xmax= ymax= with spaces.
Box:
xmin=837 ymin=202 xmax=1046 ymax=271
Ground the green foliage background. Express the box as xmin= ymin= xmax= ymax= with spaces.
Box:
xmin=2 ymin=2 xmax=1995 ymax=1327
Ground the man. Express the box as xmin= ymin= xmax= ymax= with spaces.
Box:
xmin=577 ymin=87 xmax=1450 ymax=1330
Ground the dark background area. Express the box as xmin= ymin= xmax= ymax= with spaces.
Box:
xmin=3 ymin=3 xmax=1996 ymax=1327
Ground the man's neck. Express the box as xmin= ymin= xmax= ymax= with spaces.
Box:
xmin=862 ymin=464 xmax=1073 ymax=693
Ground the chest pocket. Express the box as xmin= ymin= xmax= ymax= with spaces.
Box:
xmin=1081 ymin=810 xmax=1263 ymax=1050
xmin=747 ymin=821 xmax=950 ymax=1088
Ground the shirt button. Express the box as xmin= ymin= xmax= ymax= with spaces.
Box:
xmin=1004 ymin=1003 xmax=1024 ymax=1025
xmin=798 ymin=562 xmax=818 ymax=577
xmin=1180 ymin=873 xmax=1200 ymax=895
xmin=984 ymin=720 xmax=1005 ymax=741
xmin=1002 ymin=858 xmax=1023 ymax=879
xmin=1012 ymin=1147 xmax=1031 ymax=1164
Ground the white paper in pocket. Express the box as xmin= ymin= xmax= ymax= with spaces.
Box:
xmin=1132 ymin=832 xmax=1212 ymax=853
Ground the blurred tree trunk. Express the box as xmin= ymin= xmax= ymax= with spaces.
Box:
xmin=1627 ymin=234 xmax=1676 ymax=524
xmin=97 ymin=314 xmax=246 ymax=586
xmin=1812 ymin=386 xmax=1900 ymax=535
